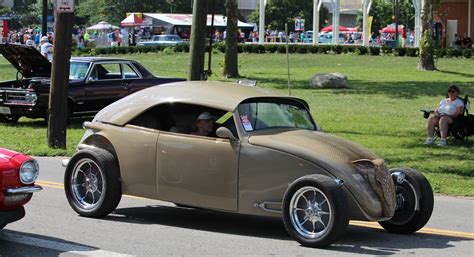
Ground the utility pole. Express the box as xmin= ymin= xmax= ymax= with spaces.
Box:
xmin=188 ymin=0 xmax=209 ymax=80
xmin=48 ymin=0 xmax=75 ymax=149
xmin=42 ymin=0 xmax=48 ymax=36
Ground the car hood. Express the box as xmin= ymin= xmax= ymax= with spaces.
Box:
xmin=248 ymin=129 xmax=379 ymax=176
xmin=0 ymin=43 xmax=51 ymax=78
xmin=0 ymin=148 xmax=20 ymax=164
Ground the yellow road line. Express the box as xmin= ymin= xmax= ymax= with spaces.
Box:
xmin=349 ymin=221 xmax=474 ymax=239
xmin=37 ymin=181 xmax=151 ymax=200
xmin=37 ymin=180 xmax=474 ymax=239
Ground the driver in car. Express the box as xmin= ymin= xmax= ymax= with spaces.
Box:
xmin=191 ymin=112 xmax=216 ymax=137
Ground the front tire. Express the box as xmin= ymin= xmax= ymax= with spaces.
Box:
xmin=282 ymin=175 xmax=348 ymax=248
xmin=379 ymin=168 xmax=434 ymax=234
xmin=64 ymin=149 xmax=122 ymax=217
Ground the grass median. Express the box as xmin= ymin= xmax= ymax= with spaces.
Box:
xmin=0 ymin=52 xmax=473 ymax=196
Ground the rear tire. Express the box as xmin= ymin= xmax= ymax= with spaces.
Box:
xmin=0 ymin=115 xmax=19 ymax=123
xmin=282 ymin=175 xmax=348 ymax=248
xmin=64 ymin=149 xmax=122 ymax=217
xmin=379 ymin=168 xmax=434 ymax=234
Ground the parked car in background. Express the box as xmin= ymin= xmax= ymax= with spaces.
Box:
xmin=136 ymin=34 xmax=188 ymax=47
xmin=63 ymin=81 xmax=434 ymax=248
xmin=0 ymin=43 xmax=184 ymax=123
xmin=0 ymin=148 xmax=42 ymax=229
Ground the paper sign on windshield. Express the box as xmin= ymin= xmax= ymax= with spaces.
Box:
xmin=240 ymin=115 xmax=253 ymax=131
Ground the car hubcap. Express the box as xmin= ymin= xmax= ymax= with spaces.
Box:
xmin=289 ymin=186 xmax=332 ymax=239
xmin=390 ymin=182 xmax=417 ymax=225
xmin=71 ymin=158 xmax=105 ymax=210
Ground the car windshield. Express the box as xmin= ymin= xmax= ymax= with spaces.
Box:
xmin=165 ymin=35 xmax=181 ymax=41
xmin=237 ymin=99 xmax=316 ymax=132
xmin=69 ymin=61 xmax=90 ymax=80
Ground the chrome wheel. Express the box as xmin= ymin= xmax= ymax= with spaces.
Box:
xmin=289 ymin=186 xmax=333 ymax=239
xmin=70 ymin=158 xmax=105 ymax=210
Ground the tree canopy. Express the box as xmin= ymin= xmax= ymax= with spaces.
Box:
xmin=356 ymin=0 xmax=415 ymax=36
xmin=248 ymin=0 xmax=329 ymax=31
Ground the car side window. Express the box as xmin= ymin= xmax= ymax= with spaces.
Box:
xmin=123 ymin=64 xmax=139 ymax=79
xmin=95 ymin=63 xmax=122 ymax=80
xmin=128 ymin=103 xmax=238 ymax=139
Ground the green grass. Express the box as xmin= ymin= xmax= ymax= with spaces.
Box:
xmin=0 ymin=52 xmax=473 ymax=196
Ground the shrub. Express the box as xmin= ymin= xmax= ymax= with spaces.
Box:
xmin=318 ymin=45 xmax=330 ymax=54
xmin=265 ymin=44 xmax=278 ymax=53
xmin=406 ymin=47 xmax=418 ymax=57
xmin=462 ymin=49 xmax=472 ymax=59
xmin=215 ymin=42 xmax=226 ymax=53
xmin=296 ymin=45 xmax=308 ymax=54
xmin=309 ymin=45 xmax=319 ymax=53
xmin=355 ymin=46 xmax=368 ymax=55
xmin=331 ymin=45 xmax=343 ymax=54
xmin=393 ymin=47 xmax=406 ymax=57
xmin=368 ymin=47 xmax=380 ymax=56
xmin=163 ymin=47 xmax=174 ymax=55
xmin=445 ymin=48 xmax=462 ymax=58
xmin=381 ymin=46 xmax=392 ymax=55
xmin=277 ymin=44 xmax=287 ymax=53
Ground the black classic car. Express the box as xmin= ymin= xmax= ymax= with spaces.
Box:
xmin=0 ymin=43 xmax=184 ymax=122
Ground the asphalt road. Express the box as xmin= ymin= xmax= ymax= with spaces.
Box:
xmin=1 ymin=157 xmax=473 ymax=256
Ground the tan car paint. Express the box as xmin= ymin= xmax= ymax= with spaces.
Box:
xmin=93 ymin=81 xmax=308 ymax=126
xmin=156 ymin=132 xmax=240 ymax=211
xmin=80 ymin=81 xmax=392 ymax=221
xmin=247 ymin=130 xmax=384 ymax=219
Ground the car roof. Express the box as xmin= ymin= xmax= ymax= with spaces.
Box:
xmin=70 ymin=57 xmax=136 ymax=62
xmin=94 ymin=81 xmax=309 ymax=126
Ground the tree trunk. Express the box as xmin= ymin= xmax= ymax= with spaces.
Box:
xmin=417 ymin=0 xmax=436 ymax=70
xmin=48 ymin=12 xmax=74 ymax=149
xmin=224 ymin=0 xmax=239 ymax=78
xmin=188 ymin=0 xmax=209 ymax=80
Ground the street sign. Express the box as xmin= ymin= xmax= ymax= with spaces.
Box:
xmin=56 ymin=0 xmax=75 ymax=13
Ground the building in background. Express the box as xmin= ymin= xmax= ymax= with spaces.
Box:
xmin=435 ymin=0 xmax=473 ymax=47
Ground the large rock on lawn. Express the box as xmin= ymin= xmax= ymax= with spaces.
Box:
xmin=309 ymin=73 xmax=348 ymax=89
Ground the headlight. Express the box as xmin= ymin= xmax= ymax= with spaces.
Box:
xmin=20 ymin=160 xmax=39 ymax=184
xmin=24 ymin=92 xmax=38 ymax=103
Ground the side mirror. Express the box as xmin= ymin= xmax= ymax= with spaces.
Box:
xmin=87 ymin=76 xmax=98 ymax=83
xmin=216 ymin=127 xmax=238 ymax=141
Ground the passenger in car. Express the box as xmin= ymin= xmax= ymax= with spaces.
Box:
xmin=191 ymin=112 xmax=216 ymax=137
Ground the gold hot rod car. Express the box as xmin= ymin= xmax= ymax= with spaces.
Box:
xmin=63 ymin=81 xmax=434 ymax=247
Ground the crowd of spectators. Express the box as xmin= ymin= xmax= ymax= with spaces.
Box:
xmin=452 ymin=33 xmax=472 ymax=49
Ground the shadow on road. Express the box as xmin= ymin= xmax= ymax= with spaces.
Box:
xmin=110 ymin=205 xmax=290 ymax=241
xmin=0 ymin=229 xmax=101 ymax=255
xmin=328 ymin=225 xmax=471 ymax=255
xmin=110 ymin=205 xmax=472 ymax=254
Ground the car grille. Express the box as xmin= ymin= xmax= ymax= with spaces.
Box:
xmin=353 ymin=159 xmax=396 ymax=218
xmin=0 ymin=90 xmax=36 ymax=105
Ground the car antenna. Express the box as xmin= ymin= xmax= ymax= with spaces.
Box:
xmin=285 ymin=23 xmax=291 ymax=96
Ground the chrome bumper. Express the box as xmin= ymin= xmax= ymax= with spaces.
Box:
xmin=5 ymin=185 xmax=43 ymax=195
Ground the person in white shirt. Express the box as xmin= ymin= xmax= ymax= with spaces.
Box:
xmin=425 ymin=85 xmax=464 ymax=146
xmin=39 ymin=36 xmax=53 ymax=62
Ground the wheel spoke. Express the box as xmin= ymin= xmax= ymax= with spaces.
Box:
xmin=300 ymin=217 xmax=309 ymax=225
xmin=295 ymin=208 xmax=306 ymax=212
xmin=311 ymin=220 xmax=316 ymax=233
xmin=319 ymin=199 xmax=327 ymax=207
xmin=316 ymin=219 xmax=327 ymax=229
xmin=319 ymin=211 xmax=330 ymax=215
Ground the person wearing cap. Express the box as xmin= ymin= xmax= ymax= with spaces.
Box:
xmin=191 ymin=112 xmax=216 ymax=137
xmin=39 ymin=36 xmax=53 ymax=62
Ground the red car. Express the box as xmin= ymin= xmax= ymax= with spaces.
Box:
xmin=0 ymin=148 xmax=42 ymax=229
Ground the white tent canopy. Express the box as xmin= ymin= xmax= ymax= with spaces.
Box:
xmin=86 ymin=21 xmax=119 ymax=31
xmin=143 ymin=13 xmax=254 ymax=28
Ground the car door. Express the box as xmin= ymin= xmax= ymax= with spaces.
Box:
xmin=84 ymin=62 xmax=129 ymax=112
xmin=156 ymin=109 xmax=240 ymax=212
